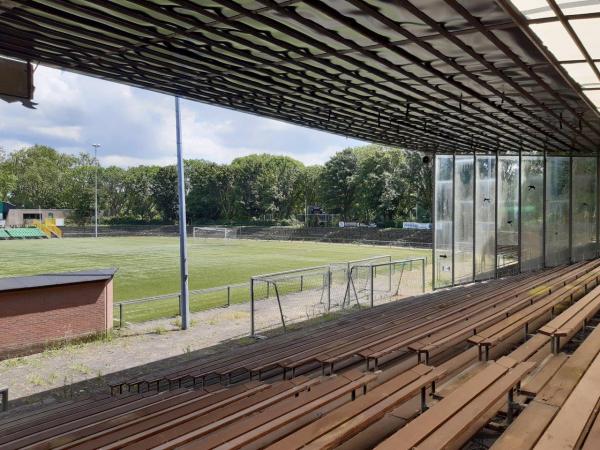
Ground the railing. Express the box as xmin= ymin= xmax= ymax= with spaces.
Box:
xmin=113 ymin=282 xmax=249 ymax=328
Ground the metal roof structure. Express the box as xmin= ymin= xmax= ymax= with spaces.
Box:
xmin=0 ymin=0 xmax=599 ymax=154
xmin=0 ymin=268 xmax=117 ymax=293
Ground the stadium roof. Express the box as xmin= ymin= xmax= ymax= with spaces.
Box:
xmin=0 ymin=0 xmax=599 ymax=154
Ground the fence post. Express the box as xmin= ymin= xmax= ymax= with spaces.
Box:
xmin=0 ymin=386 xmax=7 ymax=412
xmin=327 ymin=268 xmax=332 ymax=311
xmin=227 ymin=286 xmax=231 ymax=307
xmin=421 ymin=258 xmax=426 ymax=293
xmin=250 ymin=278 xmax=255 ymax=337
xmin=370 ymin=265 xmax=375 ymax=308
xmin=267 ymin=282 xmax=270 ymax=299
xmin=388 ymin=262 xmax=392 ymax=292
xmin=300 ymin=275 xmax=304 ymax=291
xmin=119 ymin=303 xmax=123 ymax=329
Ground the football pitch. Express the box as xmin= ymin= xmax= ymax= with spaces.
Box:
xmin=0 ymin=237 xmax=430 ymax=323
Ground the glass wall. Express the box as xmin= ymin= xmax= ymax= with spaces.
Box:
xmin=497 ymin=155 xmax=519 ymax=276
xmin=454 ymin=155 xmax=474 ymax=284
xmin=434 ymin=155 xmax=454 ymax=288
xmin=572 ymin=157 xmax=597 ymax=261
xmin=521 ymin=155 xmax=544 ymax=271
xmin=475 ymin=155 xmax=496 ymax=281
xmin=433 ymin=154 xmax=599 ymax=289
xmin=546 ymin=157 xmax=571 ymax=266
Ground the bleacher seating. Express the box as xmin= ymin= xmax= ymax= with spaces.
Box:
xmin=4 ymin=261 xmax=600 ymax=448
xmin=3 ymin=228 xmax=48 ymax=240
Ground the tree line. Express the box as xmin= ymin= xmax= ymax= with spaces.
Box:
xmin=0 ymin=144 xmax=431 ymax=226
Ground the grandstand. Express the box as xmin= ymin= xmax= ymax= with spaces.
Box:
xmin=2 ymin=0 xmax=600 ymax=448
xmin=3 ymin=261 xmax=600 ymax=448
xmin=0 ymin=228 xmax=47 ymax=240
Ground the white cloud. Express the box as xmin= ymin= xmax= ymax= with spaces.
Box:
xmin=0 ymin=65 xmax=366 ymax=166
xmin=32 ymin=125 xmax=82 ymax=141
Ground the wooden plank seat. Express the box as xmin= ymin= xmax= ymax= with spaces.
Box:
xmin=118 ymin=278 xmax=499 ymax=392
xmin=468 ymin=270 xmax=600 ymax=360
xmin=89 ymin=371 xmax=378 ymax=450
xmin=197 ymin=273 xmax=541 ymax=379
xmin=582 ymin=412 xmax=600 ymax=450
xmin=363 ymin=263 xmax=599 ymax=369
xmin=0 ymin=387 xmax=205 ymax=449
xmin=539 ymin=284 xmax=600 ymax=353
xmin=520 ymin=353 xmax=569 ymax=397
xmin=248 ymin=365 xmax=445 ymax=450
xmin=115 ymin=266 xmax=571 ymax=393
xmin=316 ymin=264 xmax=590 ymax=374
xmin=374 ymin=358 xmax=536 ymax=450
xmin=167 ymin=285 xmax=490 ymax=386
xmin=10 ymin=376 xmax=326 ymax=450
xmin=161 ymin=271 xmax=546 ymax=387
xmin=491 ymin=317 xmax=600 ymax=450
xmin=0 ymin=392 xmax=114 ymax=433
xmin=533 ymin=350 xmax=600 ymax=449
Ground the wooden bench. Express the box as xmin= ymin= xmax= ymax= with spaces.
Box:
xmin=533 ymin=350 xmax=600 ymax=449
xmin=491 ymin=316 xmax=600 ymax=449
xmin=104 ymin=371 xmax=378 ymax=450
xmin=260 ymin=365 xmax=444 ymax=450
xmin=469 ymin=271 xmax=600 ymax=360
xmin=539 ymin=284 xmax=600 ymax=353
xmin=116 ymin=265 xmax=573 ymax=392
xmin=365 ymin=263 xmax=600 ymax=368
xmin=122 ymin=279 xmax=491 ymax=391
xmin=375 ymin=358 xmax=535 ymax=450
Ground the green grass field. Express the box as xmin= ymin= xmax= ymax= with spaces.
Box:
xmin=0 ymin=237 xmax=430 ymax=323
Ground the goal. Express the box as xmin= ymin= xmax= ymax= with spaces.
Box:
xmin=193 ymin=226 xmax=239 ymax=240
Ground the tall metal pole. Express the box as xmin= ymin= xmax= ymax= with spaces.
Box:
xmin=175 ymin=96 xmax=190 ymax=330
xmin=92 ymin=144 xmax=100 ymax=238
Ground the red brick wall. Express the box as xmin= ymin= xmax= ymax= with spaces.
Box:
xmin=0 ymin=280 xmax=113 ymax=358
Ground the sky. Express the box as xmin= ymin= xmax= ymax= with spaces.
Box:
xmin=0 ymin=65 xmax=364 ymax=168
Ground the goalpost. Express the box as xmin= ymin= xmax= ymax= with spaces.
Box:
xmin=192 ymin=226 xmax=239 ymax=240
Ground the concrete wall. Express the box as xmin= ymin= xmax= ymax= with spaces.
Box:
xmin=0 ymin=280 xmax=113 ymax=359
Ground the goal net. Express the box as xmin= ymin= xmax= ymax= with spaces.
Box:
xmin=193 ymin=227 xmax=239 ymax=240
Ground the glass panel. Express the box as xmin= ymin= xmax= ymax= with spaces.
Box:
xmin=454 ymin=156 xmax=474 ymax=284
xmin=497 ymin=156 xmax=520 ymax=277
xmin=572 ymin=157 xmax=597 ymax=261
xmin=434 ymin=155 xmax=453 ymax=288
xmin=521 ymin=155 xmax=544 ymax=271
xmin=546 ymin=157 xmax=571 ymax=266
xmin=475 ymin=155 xmax=496 ymax=281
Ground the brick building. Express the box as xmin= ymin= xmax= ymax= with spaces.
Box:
xmin=0 ymin=269 xmax=116 ymax=359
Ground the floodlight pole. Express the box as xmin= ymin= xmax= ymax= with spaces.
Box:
xmin=92 ymin=144 xmax=101 ymax=238
xmin=175 ymin=96 xmax=190 ymax=330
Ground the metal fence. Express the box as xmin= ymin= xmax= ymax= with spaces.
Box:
xmin=113 ymin=282 xmax=249 ymax=328
xmin=250 ymin=257 xmax=426 ymax=335
xmin=113 ymin=255 xmax=427 ymax=335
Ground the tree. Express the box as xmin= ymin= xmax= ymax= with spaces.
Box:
xmin=321 ymin=148 xmax=358 ymax=220
xmin=100 ymin=166 xmax=128 ymax=218
xmin=230 ymin=154 xmax=304 ymax=221
xmin=152 ymin=165 xmax=178 ymax=222
xmin=6 ymin=145 xmax=76 ymax=208
xmin=187 ymin=160 xmax=226 ymax=222
xmin=0 ymin=148 xmax=16 ymax=201
xmin=123 ymin=165 xmax=159 ymax=221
